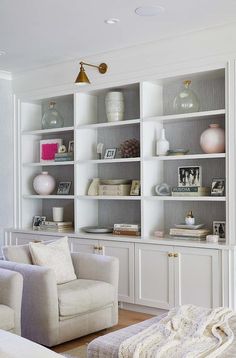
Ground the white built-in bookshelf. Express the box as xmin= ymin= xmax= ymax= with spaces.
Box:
xmin=17 ymin=67 xmax=228 ymax=244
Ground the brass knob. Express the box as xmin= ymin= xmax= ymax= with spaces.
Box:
xmin=98 ymin=246 xmax=103 ymax=250
xmin=94 ymin=246 xmax=98 ymax=250
xmin=173 ymin=253 xmax=179 ymax=258
xmin=168 ymin=253 xmax=173 ymax=257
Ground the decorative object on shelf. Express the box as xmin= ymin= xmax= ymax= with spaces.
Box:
xmin=32 ymin=215 xmax=46 ymax=230
xmin=169 ymin=227 xmax=210 ymax=239
xmin=75 ymin=61 xmax=108 ymax=85
xmin=206 ymin=234 xmax=219 ymax=243
xmin=87 ymin=178 xmax=100 ymax=196
xmin=211 ymin=178 xmax=225 ymax=196
xmin=100 ymin=179 xmax=131 ymax=185
xmin=40 ymin=138 xmax=62 ymax=162
xmin=33 ymin=171 xmax=56 ymax=195
xmin=119 ymin=138 xmax=140 ymax=158
xmin=68 ymin=141 xmax=74 ymax=153
xmin=167 ymin=149 xmax=189 ymax=156
xmin=130 ymin=180 xmax=141 ymax=196
xmin=98 ymin=184 xmax=131 ymax=196
xmin=156 ymin=129 xmax=170 ymax=156
xmin=113 ymin=223 xmax=141 ymax=236
xmin=175 ymin=223 xmax=204 ymax=230
xmin=97 ymin=143 xmax=104 ymax=159
xmin=40 ymin=221 xmax=73 ymax=232
xmin=154 ymin=230 xmax=164 ymax=238
xmin=173 ymin=80 xmax=200 ymax=114
xmin=105 ymin=91 xmax=124 ymax=122
xmin=172 ymin=186 xmax=210 ymax=196
xmin=57 ymin=182 xmax=72 ymax=195
xmin=82 ymin=226 xmax=113 ymax=234
xmin=42 ymin=102 xmax=64 ymax=129
xmin=52 ymin=207 xmax=64 ymax=222
xmin=104 ymin=148 xmax=117 ymax=159
xmin=185 ymin=211 xmax=195 ymax=225
xmin=58 ymin=145 xmax=67 ymax=153
xmin=200 ymin=124 xmax=225 ymax=154
xmin=213 ymin=221 xmax=225 ymax=239
xmin=178 ymin=166 xmax=202 ymax=187
xmin=155 ymin=183 xmax=171 ymax=196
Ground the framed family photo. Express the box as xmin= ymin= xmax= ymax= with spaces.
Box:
xmin=104 ymin=148 xmax=117 ymax=159
xmin=211 ymin=178 xmax=225 ymax=196
xmin=57 ymin=181 xmax=72 ymax=195
xmin=178 ymin=166 xmax=202 ymax=187
xmin=213 ymin=221 xmax=225 ymax=240
xmin=32 ymin=215 xmax=46 ymax=230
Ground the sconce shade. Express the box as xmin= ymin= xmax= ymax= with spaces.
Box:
xmin=75 ymin=65 xmax=90 ymax=85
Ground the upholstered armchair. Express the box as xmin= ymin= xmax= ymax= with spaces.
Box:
xmin=0 ymin=244 xmax=119 ymax=347
xmin=0 ymin=268 xmax=23 ymax=335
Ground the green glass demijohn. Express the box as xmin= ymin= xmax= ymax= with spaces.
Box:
xmin=42 ymin=101 xmax=64 ymax=129
xmin=173 ymin=80 xmax=200 ymax=114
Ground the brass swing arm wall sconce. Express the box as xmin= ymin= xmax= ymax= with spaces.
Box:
xmin=75 ymin=61 xmax=108 ymax=85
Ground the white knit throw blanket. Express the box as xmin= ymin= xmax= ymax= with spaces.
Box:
xmin=118 ymin=305 xmax=235 ymax=358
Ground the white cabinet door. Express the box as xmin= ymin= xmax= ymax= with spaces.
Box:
xmin=174 ymin=247 xmax=221 ymax=308
xmin=100 ymin=240 xmax=135 ymax=303
xmin=10 ymin=232 xmax=54 ymax=245
xmin=69 ymin=238 xmax=98 ymax=254
xmin=135 ymin=243 xmax=174 ymax=309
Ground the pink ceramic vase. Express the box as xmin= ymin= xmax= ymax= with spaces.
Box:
xmin=200 ymin=124 xmax=225 ymax=154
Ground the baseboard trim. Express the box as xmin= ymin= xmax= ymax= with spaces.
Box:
xmin=119 ymin=302 xmax=167 ymax=316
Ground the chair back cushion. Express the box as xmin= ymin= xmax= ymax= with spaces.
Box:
xmin=29 ymin=237 xmax=76 ymax=284
xmin=2 ymin=244 xmax=32 ymax=264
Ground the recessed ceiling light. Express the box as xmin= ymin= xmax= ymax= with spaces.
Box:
xmin=135 ymin=6 xmax=164 ymax=16
xmin=104 ymin=18 xmax=120 ymax=25
xmin=0 ymin=50 xmax=6 ymax=56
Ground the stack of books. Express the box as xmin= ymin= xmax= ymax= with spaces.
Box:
xmin=172 ymin=187 xmax=210 ymax=197
xmin=113 ymin=223 xmax=141 ymax=236
xmin=169 ymin=228 xmax=211 ymax=238
xmin=55 ymin=152 xmax=74 ymax=162
xmin=98 ymin=184 xmax=131 ymax=196
xmin=40 ymin=221 xmax=73 ymax=232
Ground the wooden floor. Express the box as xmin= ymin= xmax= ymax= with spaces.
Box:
xmin=52 ymin=309 xmax=153 ymax=353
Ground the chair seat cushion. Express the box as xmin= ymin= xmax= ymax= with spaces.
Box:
xmin=58 ymin=279 xmax=115 ymax=317
xmin=0 ymin=305 xmax=14 ymax=331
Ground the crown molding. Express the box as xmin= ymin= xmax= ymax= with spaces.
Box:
xmin=0 ymin=70 xmax=12 ymax=80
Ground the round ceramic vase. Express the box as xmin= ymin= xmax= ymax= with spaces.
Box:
xmin=105 ymin=91 xmax=124 ymax=122
xmin=33 ymin=171 xmax=56 ymax=195
xmin=200 ymin=124 xmax=225 ymax=154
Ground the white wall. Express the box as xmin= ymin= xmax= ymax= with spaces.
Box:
xmin=0 ymin=78 xmax=13 ymax=244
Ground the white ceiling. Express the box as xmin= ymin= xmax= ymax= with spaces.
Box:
xmin=1 ymin=0 xmax=236 ymax=73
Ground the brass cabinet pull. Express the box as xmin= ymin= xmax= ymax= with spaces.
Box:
xmin=168 ymin=253 xmax=173 ymax=257
xmin=98 ymin=246 xmax=103 ymax=250
xmin=94 ymin=245 xmax=98 ymax=250
xmin=173 ymin=253 xmax=179 ymax=258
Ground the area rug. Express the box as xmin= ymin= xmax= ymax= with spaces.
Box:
xmin=61 ymin=344 xmax=87 ymax=358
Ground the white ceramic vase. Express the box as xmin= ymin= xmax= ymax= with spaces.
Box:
xmin=200 ymin=124 xmax=225 ymax=154
xmin=156 ymin=129 xmax=170 ymax=156
xmin=33 ymin=171 xmax=56 ymax=195
xmin=105 ymin=91 xmax=124 ymax=122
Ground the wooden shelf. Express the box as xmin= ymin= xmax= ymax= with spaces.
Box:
xmin=23 ymin=161 xmax=74 ymax=167
xmin=143 ymin=109 xmax=225 ymax=123
xmin=77 ymin=157 xmax=140 ymax=164
xmin=22 ymin=126 xmax=74 ymax=135
xmin=144 ymin=153 xmax=226 ymax=161
xmin=144 ymin=196 xmax=226 ymax=202
xmin=23 ymin=195 xmax=75 ymax=199
xmin=77 ymin=118 xmax=140 ymax=130
xmin=77 ymin=195 xmax=141 ymax=200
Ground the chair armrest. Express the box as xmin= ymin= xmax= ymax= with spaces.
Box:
xmin=71 ymin=252 xmax=119 ymax=288
xmin=0 ymin=261 xmax=59 ymax=345
xmin=0 ymin=268 xmax=23 ymax=335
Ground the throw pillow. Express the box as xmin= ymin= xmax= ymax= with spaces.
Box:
xmin=29 ymin=237 xmax=76 ymax=284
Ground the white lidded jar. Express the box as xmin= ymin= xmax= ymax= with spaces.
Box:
xmin=156 ymin=129 xmax=170 ymax=156
xmin=105 ymin=91 xmax=124 ymax=122
xmin=33 ymin=171 xmax=56 ymax=195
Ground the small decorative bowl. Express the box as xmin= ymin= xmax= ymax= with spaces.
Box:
xmin=155 ymin=183 xmax=171 ymax=196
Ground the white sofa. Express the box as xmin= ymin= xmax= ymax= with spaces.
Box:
xmin=0 ymin=268 xmax=23 ymax=335
xmin=0 ymin=243 xmax=119 ymax=347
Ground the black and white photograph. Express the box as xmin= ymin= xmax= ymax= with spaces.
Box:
xmin=104 ymin=148 xmax=117 ymax=159
xmin=178 ymin=166 xmax=202 ymax=187
xmin=211 ymin=178 xmax=225 ymax=196
xmin=213 ymin=221 xmax=225 ymax=239
xmin=57 ymin=181 xmax=72 ymax=195
xmin=32 ymin=215 xmax=46 ymax=230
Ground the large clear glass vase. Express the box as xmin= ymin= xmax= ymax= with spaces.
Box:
xmin=173 ymin=80 xmax=200 ymax=114
xmin=42 ymin=102 xmax=64 ymax=129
